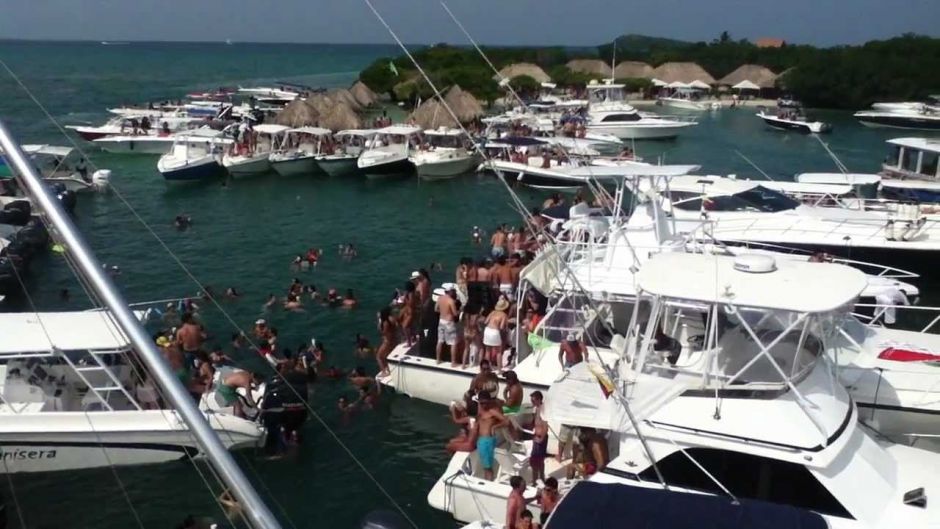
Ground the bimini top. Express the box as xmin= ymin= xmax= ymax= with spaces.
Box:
xmin=422 ymin=127 xmax=464 ymax=137
xmin=796 ymin=172 xmax=882 ymax=186
xmin=288 ymin=126 xmax=331 ymax=136
xmin=0 ymin=311 xmax=133 ymax=354
xmin=635 ymin=252 xmax=867 ymax=313
xmin=547 ymin=481 xmax=826 ymax=529
xmin=252 ymin=123 xmax=291 ymax=135
xmin=5 ymin=145 xmax=75 ymax=158
xmin=887 ymin=137 xmax=940 ymax=154
xmin=335 ymin=129 xmax=378 ymax=138
xmin=375 ymin=125 xmax=422 ymax=136
xmin=644 ymin=175 xmax=759 ymax=197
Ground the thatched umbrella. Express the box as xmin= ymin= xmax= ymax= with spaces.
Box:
xmin=410 ymin=99 xmax=458 ymax=129
xmin=305 ymin=93 xmax=335 ymax=115
xmin=273 ymin=99 xmax=321 ymax=127
xmin=566 ymin=59 xmax=611 ymax=78
xmin=493 ymin=62 xmax=550 ymax=83
xmin=350 ymin=81 xmax=378 ymax=107
xmin=319 ymin=102 xmax=362 ymax=132
xmin=717 ymin=64 xmax=778 ymax=88
xmin=614 ymin=61 xmax=654 ymax=79
xmin=329 ymin=88 xmax=363 ymax=112
xmin=651 ymin=62 xmax=716 ymax=84
xmin=444 ymin=85 xmax=484 ymax=123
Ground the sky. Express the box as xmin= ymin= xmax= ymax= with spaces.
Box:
xmin=0 ymin=0 xmax=937 ymax=47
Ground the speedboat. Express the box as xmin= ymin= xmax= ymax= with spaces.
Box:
xmin=429 ymin=253 xmax=940 ymax=528
xmin=356 ymin=125 xmax=421 ymax=178
xmin=584 ymin=82 xmax=697 ymax=139
xmin=221 ymin=123 xmax=288 ymax=177
xmin=67 ymin=115 xmax=201 ymax=141
xmin=657 ymin=85 xmax=722 ymax=111
xmin=757 ymin=106 xmax=831 ymax=134
xmin=269 ymin=127 xmax=329 ymax=177
xmin=320 ymin=129 xmax=374 ymax=176
xmin=880 ymin=137 xmax=940 ymax=202
xmin=92 ymin=133 xmax=179 ymax=154
xmin=157 ymin=129 xmax=231 ymax=182
xmin=0 ymin=310 xmax=264 ymax=473
xmin=1 ymin=144 xmax=109 ymax=193
xmin=410 ymin=127 xmax=480 ymax=180
xmin=855 ymin=105 xmax=940 ymax=130
xmin=237 ymin=85 xmax=303 ymax=106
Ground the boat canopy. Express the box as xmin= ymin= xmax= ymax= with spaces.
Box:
xmin=547 ymin=482 xmax=827 ymax=529
xmin=795 ymin=173 xmax=882 ymax=186
xmin=335 ymin=129 xmax=378 ymax=138
xmin=487 ymin=136 xmax=547 ymax=147
xmin=563 ymin=164 xmax=700 ymax=179
xmin=886 ymin=137 xmax=940 ymax=154
xmin=758 ymin=180 xmax=855 ymax=196
xmin=376 ymin=125 xmax=422 ymax=136
xmin=422 ymin=127 xmax=464 ymax=137
xmin=1 ymin=145 xmax=74 ymax=158
xmin=252 ymin=124 xmax=291 ymax=135
xmin=0 ymin=311 xmax=139 ymax=354
xmin=636 ymin=253 xmax=867 ymax=313
xmin=289 ymin=126 xmax=331 ymax=136
xmin=543 ymin=362 xmax=687 ymax=432
xmin=647 ymin=175 xmax=760 ymax=197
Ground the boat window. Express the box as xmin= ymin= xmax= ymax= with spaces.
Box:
xmin=735 ymin=186 xmax=800 ymax=212
xmin=884 ymin=145 xmax=901 ymax=168
xmin=600 ymin=113 xmax=641 ymax=123
xmin=638 ymin=448 xmax=852 ymax=518
xmin=920 ymin=150 xmax=939 ymax=178
xmin=901 ymin=147 xmax=918 ymax=173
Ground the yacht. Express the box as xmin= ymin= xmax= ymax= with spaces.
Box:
xmin=236 ymin=85 xmax=303 ymax=106
xmin=645 ymin=174 xmax=940 ymax=273
xmin=92 ymin=133 xmax=179 ymax=154
xmin=880 ymin=137 xmax=940 ymax=202
xmin=67 ymin=115 xmax=202 ymax=141
xmin=410 ymin=128 xmax=481 ymax=180
xmin=157 ymin=129 xmax=231 ymax=182
xmin=855 ymin=104 xmax=940 ymax=130
xmin=428 ymin=253 xmax=940 ymax=528
xmin=356 ymin=125 xmax=421 ymax=178
xmin=584 ymin=82 xmax=697 ymax=140
xmin=657 ymin=86 xmax=721 ymax=111
xmin=757 ymin=105 xmax=831 ymax=134
xmin=0 ymin=310 xmax=264 ymax=473
xmin=221 ymin=123 xmax=288 ymax=177
xmin=269 ymin=127 xmax=329 ymax=177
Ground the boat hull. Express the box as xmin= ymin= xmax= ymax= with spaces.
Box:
xmin=223 ymin=154 xmax=272 ymax=177
xmin=271 ymin=155 xmax=320 ymax=177
xmin=359 ymin=157 xmax=414 ymax=179
xmin=415 ymin=155 xmax=479 ymax=180
xmin=93 ymin=138 xmax=174 ymax=154
xmin=159 ymin=159 xmax=226 ymax=182
xmin=759 ymin=114 xmax=831 ymax=134
xmin=0 ymin=410 xmax=262 ymax=473
xmin=317 ymin=156 xmax=359 ymax=177
xmin=587 ymin=123 xmax=694 ymax=140
xmin=855 ymin=113 xmax=940 ymax=130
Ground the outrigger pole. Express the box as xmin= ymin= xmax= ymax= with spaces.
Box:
xmin=0 ymin=119 xmax=282 ymax=529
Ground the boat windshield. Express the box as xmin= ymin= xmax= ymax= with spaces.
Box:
xmin=885 ymin=144 xmax=901 ymax=168
xmin=671 ymin=186 xmax=799 ymax=213
xmin=589 ymin=87 xmax=624 ymax=104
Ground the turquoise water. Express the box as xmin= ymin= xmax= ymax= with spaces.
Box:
xmin=0 ymin=41 xmax=929 ymax=529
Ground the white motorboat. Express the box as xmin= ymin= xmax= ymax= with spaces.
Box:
xmin=2 ymin=144 xmax=110 ymax=193
xmin=92 ymin=133 xmax=179 ymax=154
xmin=357 ymin=125 xmax=421 ymax=178
xmin=222 ymin=123 xmax=288 ymax=177
xmin=0 ymin=310 xmax=263 ymax=473
xmin=269 ymin=126 xmax=329 ymax=177
xmin=880 ymin=137 xmax=940 ymax=202
xmin=157 ymin=129 xmax=231 ymax=182
xmin=855 ymin=106 xmax=940 ymax=130
xmin=67 ymin=115 xmax=202 ymax=141
xmin=429 ymin=253 xmax=940 ymax=528
xmin=319 ymin=129 xmax=374 ymax=176
xmin=645 ymin=174 xmax=940 ymax=273
xmin=657 ymin=84 xmax=722 ymax=111
xmin=584 ymin=82 xmax=697 ymax=139
xmin=410 ymin=127 xmax=481 ymax=180
xmin=237 ymin=85 xmax=303 ymax=106
xmin=757 ymin=108 xmax=831 ymax=134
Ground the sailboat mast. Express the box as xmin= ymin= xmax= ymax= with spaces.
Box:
xmin=0 ymin=119 xmax=282 ymax=529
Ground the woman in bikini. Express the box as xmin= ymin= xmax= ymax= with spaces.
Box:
xmin=376 ymin=306 xmax=399 ymax=377
xmin=483 ymin=298 xmax=510 ymax=368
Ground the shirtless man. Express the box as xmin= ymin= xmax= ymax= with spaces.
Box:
xmin=490 ymin=225 xmax=507 ymax=258
xmin=491 ymin=256 xmax=515 ymax=299
xmin=217 ymin=370 xmax=258 ymax=419
xmin=470 ymin=359 xmax=499 ymax=395
xmin=176 ymin=312 xmax=206 ymax=361
xmin=412 ymin=271 xmax=431 ymax=305
xmin=477 ymin=391 xmax=510 ymax=480
xmin=559 ymin=332 xmax=588 ymax=368
xmin=436 ymin=286 xmax=460 ymax=365
xmin=506 ymin=476 xmax=527 ymax=529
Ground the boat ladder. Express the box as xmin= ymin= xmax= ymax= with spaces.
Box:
xmin=58 ymin=349 xmax=140 ymax=411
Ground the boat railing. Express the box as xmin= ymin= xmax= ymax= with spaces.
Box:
xmin=692 ymin=214 xmax=936 ymax=244
xmin=853 ymin=303 xmax=940 ymax=334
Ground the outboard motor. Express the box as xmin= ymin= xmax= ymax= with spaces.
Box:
xmin=260 ymin=371 xmax=309 ymax=453
xmin=0 ymin=201 xmax=30 ymax=226
xmin=91 ymin=169 xmax=111 ymax=191
xmin=360 ymin=510 xmax=409 ymax=529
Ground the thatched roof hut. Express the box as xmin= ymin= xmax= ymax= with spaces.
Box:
xmin=651 ymin=62 xmax=716 ymax=84
xmin=328 ymin=88 xmax=363 ymax=112
xmin=444 ymin=85 xmax=484 ymax=123
xmin=350 ymin=81 xmax=378 ymax=107
xmin=614 ymin=61 xmax=654 ymax=79
xmin=410 ymin=99 xmax=459 ymax=129
xmin=319 ymin=102 xmax=362 ymax=132
xmin=718 ymin=64 xmax=778 ymax=88
xmin=493 ymin=63 xmax=550 ymax=83
xmin=566 ymin=59 xmax=611 ymax=78
xmin=273 ymin=99 xmax=321 ymax=127
xmin=305 ymin=93 xmax=335 ymax=115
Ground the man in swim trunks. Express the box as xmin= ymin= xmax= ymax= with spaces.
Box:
xmin=558 ymin=332 xmax=588 ymax=369
xmin=501 ymin=370 xmax=523 ymax=414
xmin=217 ymin=370 xmax=258 ymax=419
xmin=435 ymin=285 xmax=459 ymax=365
xmin=491 ymin=256 xmax=515 ymax=299
xmin=505 ymin=475 xmax=526 ymax=529
xmin=529 ymin=391 xmax=548 ymax=484
xmin=490 ymin=225 xmax=507 ymax=258
xmin=176 ymin=312 xmax=206 ymax=366
xmin=476 ymin=391 xmax=509 ymax=481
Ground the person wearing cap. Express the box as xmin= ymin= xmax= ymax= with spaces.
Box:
xmin=412 ymin=269 xmax=430 ymax=305
xmin=483 ymin=298 xmax=510 ymax=368
xmin=435 ymin=284 xmax=460 ymax=365
xmin=253 ymin=319 xmax=270 ymax=340
xmin=559 ymin=332 xmax=587 ymax=368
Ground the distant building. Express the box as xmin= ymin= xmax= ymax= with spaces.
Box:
xmin=755 ymin=38 xmax=786 ymax=48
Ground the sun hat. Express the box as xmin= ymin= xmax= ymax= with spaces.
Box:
xmin=495 ymin=299 xmax=510 ymax=312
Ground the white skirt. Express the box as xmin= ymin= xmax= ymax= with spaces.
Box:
xmin=483 ymin=327 xmax=502 ymax=347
